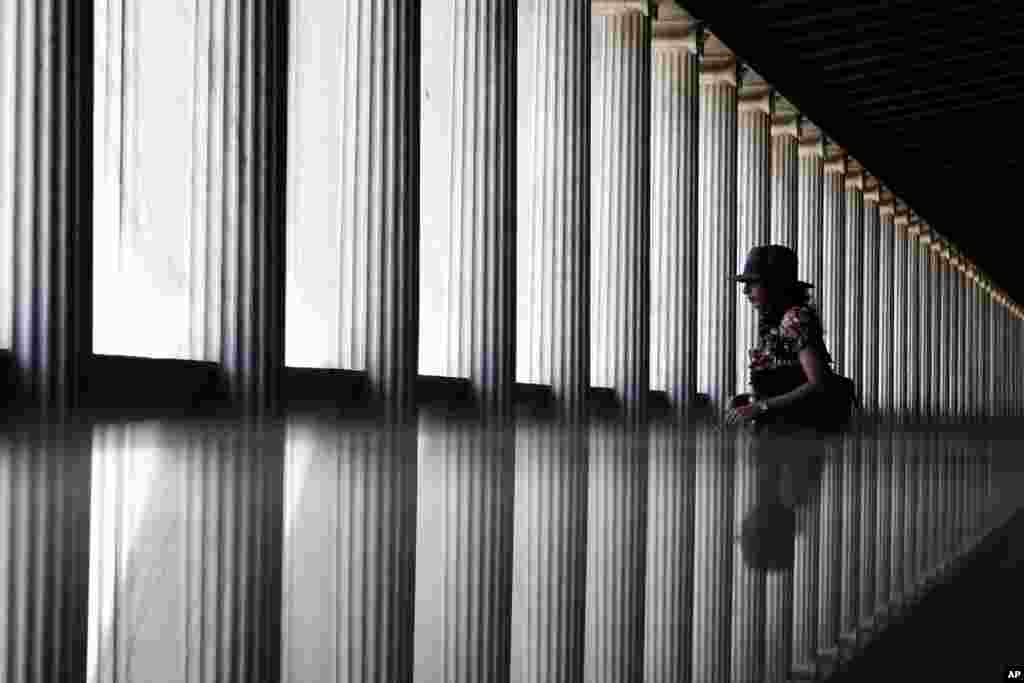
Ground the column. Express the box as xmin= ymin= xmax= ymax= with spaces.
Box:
xmin=1 ymin=423 xmax=91 ymax=683
xmin=791 ymin=133 xmax=824 ymax=677
xmin=858 ymin=178 xmax=881 ymax=638
xmin=3 ymin=0 xmax=92 ymax=419
xmin=90 ymin=420 xmax=284 ymax=683
xmin=820 ymin=145 xmax=846 ymax=373
xmin=693 ymin=31 xmax=737 ymax=683
xmin=770 ymin=96 xmax=800 ymax=248
xmin=730 ymin=432 xmax=765 ymax=683
xmin=734 ymin=68 xmax=772 ymax=397
xmin=889 ymin=206 xmax=910 ymax=616
xmin=645 ymin=11 xmax=699 ymax=683
xmin=282 ymin=5 xmax=419 ymax=681
xmin=796 ymin=123 xmax=824 ymax=289
xmin=649 ymin=10 xmax=699 ymax=410
xmin=165 ymin=0 xmax=284 ymax=416
xmin=587 ymin=4 xmax=652 ymax=683
xmin=874 ymin=193 xmax=895 ymax=625
xmin=839 ymin=160 xmax=864 ymax=653
xmin=816 ymin=446 xmax=842 ymax=669
xmin=415 ymin=3 xmax=516 ymax=681
xmin=513 ymin=4 xmax=590 ymax=683
xmin=765 ymin=113 xmax=800 ymax=676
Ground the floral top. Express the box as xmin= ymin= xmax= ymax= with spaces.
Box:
xmin=748 ymin=305 xmax=830 ymax=399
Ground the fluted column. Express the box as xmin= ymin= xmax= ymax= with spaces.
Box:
xmin=281 ymin=6 xmax=420 ymax=680
xmin=649 ymin=12 xmax=699 ymax=410
xmin=1 ymin=423 xmax=91 ymax=683
xmin=2 ymin=0 xmax=92 ymax=418
xmin=730 ymin=432 xmax=765 ymax=683
xmin=696 ymin=34 xmax=737 ymax=409
xmin=816 ymin=447 xmax=842 ymax=667
xmin=796 ymin=125 xmax=824 ymax=290
xmin=770 ymin=98 xmax=800 ymax=249
xmin=861 ymin=181 xmax=881 ymax=422
xmin=89 ymin=421 xmax=284 ymax=683
xmin=587 ymin=6 xmax=652 ymax=683
xmin=857 ymin=180 xmax=880 ymax=640
xmin=415 ymin=4 xmax=516 ymax=682
xmin=512 ymin=4 xmax=590 ymax=683
xmin=821 ymin=146 xmax=846 ymax=372
xmin=874 ymin=196 xmax=895 ymax=625
xmin=645 ymin=12 xmax=699 ymax=683
xmin=889 ymin=207 xmax=911 ymax=617
xmin=162 ymin=0 xmax=283 ymax=415
xmin=838 ymin=161 xmax=864 ymax=652
xmin=791 ymin=459 xmax=821 ymax=679
xmin=734 ymin=69 xmax=772 ymax=397
xmin=791 ymin=130 xmax=825 ymax=677
xmin=692 ymin=33 xmax=737 ymax=683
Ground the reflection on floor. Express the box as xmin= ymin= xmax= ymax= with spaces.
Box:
xmin=0 ymin=414 xmax=1013 ymax=683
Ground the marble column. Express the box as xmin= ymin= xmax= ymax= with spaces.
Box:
xmin=820 ymin=145 xmax=846 ymax=373
xmin=734 ymin=69 xmax=772 ymax=397
xmin=770 ymin=97 xmax=800 ymax=249
xmin=730 ymin=431 xmax=765 ymax=683
xmin=512 ymin=4 xmax=590 ymax=683
xmin=816 ymin=447 xmax=842 ymax=668
xmin=649 ymin=11 xmax=699 ymax=411
xmin=282 ymin=6 xmax=419 ymax=681
xmin=838 ymin=161 xmax=864 ymax=652
xmin=1 ymin=423 xmax=91 ymax=683
xmin=792 ymin=130 xmax=825 ymax=675
xmin=89 ymin=420 xmax=284 ymax=683
xmin=587 ymin=5 xmax=652 ymax=683
xmin=693 ymin=32 xmax=738 ymax=683
xmin=2 ymin=0 xmax=92 ymax=419
xmin=415 ymin=3 xmax=516 ymax=681
xmin=857 ymin=179 xmax=880 ymax=638
xmin=645 ymin=12 xmax=699 ymax=683
xmin=796 ymin=125 xmax=825 ymax=294
xmin=156 ymin=0 xmax=285 ymax=416
xmin=874 ymin=195 xmax=896 ymax=624
xmin=889 ymin=208 xmax=911 ymax=615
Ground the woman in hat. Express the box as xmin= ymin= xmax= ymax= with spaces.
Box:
xmin=724 ymin=244 xmax=834 ymax=429
xmin=725 ymin=244 xmax=833 ymax=571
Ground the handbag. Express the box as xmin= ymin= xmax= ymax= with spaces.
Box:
xmin=817 ymin=369 xmax=858 ymax=433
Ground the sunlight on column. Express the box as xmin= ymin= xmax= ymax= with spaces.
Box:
xmin=88 ymin=422 xmax=168 ymax=683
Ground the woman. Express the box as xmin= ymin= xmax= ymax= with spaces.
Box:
xmin=724 ymin=244 xmax=833 ymax=430
xmin=725 ymin=244 xmax=832 ymax=571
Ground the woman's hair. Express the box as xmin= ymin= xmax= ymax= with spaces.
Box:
xmin=756 ymin=281 xmax=834 ymax=369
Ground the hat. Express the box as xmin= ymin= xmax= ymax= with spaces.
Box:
xmin=729 ymin=245 xmax=813 ymax=288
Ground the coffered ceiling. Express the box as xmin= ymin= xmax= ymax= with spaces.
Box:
xmin=676 ymin=0 xmax=1024 ymax=301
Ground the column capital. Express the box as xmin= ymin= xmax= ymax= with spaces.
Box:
xmin=907 ymin=221 xmax=925 ymax=237
xmin=798 ymin=123 xmax=825 ymax=158
xmin=770 ymin=95 xmax=800 ymax=137
xmin=592 ymin=0 xmax=655 ymax=16
xmin=652 ymin=16 xmax=699 ymax=52
xmin=894 ymin=206 xmax=910 ymax=228
xmin=863 ymin=176 xmax=881 ymax=203
xmin=844 ymin=159 xmax=865 ymax=190
xmin=878 ymin=191 xmax=897 ymax=216
xmin=823 ymin=144 xmax=847 ymax=175
xmin=699 ymin=32 xmax=738 ymax=86
xmin=919 ymin=228 xmax=934 ymax=244
xmin=737 ymin=66 xmax=772 ymax=113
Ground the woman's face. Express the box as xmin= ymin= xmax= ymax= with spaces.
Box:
xmin=743 ymin=281 xmax=770 ymax=309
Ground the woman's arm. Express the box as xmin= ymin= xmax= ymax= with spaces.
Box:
xmin=760 ymin=346 xmax=826 ymax=412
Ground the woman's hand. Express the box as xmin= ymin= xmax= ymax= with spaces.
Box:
xmin=724 ymin=398 xmax=761 ymax=425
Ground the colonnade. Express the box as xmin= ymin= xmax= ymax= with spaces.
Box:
xmin=0 ymin=2 xmax=1020 ymax=683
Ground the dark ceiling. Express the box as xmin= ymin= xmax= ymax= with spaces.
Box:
xmin=680 ymin=0 xmax=1024 ymax=301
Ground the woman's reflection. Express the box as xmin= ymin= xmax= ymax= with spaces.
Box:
xmin=739 ymin=441 xmax=823 ymax=571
